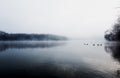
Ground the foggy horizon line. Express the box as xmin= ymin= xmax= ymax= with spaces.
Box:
xmin=0 ymin=31 xmax=105 ymax=40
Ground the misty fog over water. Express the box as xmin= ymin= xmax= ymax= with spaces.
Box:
xmin=0 ymin=40 xmax=119 ymax=78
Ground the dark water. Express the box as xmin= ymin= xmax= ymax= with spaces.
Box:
xmin=0 ymin=40 xmax=120 ymax=78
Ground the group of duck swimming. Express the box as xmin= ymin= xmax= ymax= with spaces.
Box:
xmin=84 ymin=43 xmax=102 ymax=46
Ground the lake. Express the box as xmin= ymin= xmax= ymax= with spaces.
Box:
xmin=0 ymin=40 xmax=120 ymax=78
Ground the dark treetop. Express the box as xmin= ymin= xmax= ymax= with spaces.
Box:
xmin=105 ymin=18 xmax=120 ymax=41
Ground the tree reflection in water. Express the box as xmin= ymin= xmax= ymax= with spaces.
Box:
xmin=105 ymin=42 xmax=120 ymax=78
xmin=0 ymin=41 xmax=65 ymax=52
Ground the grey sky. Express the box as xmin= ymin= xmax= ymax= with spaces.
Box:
xmin=0 ymin=0 xmax=118 ymax=38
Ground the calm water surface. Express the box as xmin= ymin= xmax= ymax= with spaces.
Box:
xmin=0 ymin=40 xmax=120 ymax=78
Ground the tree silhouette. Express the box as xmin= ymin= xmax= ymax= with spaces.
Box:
xmin=105 ymin=17 xmax=120 ymax=41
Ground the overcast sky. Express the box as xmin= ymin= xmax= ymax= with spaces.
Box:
xmin=0 ymin=0 xmax=119 ymax=38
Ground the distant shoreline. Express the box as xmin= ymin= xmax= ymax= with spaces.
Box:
xmin=0 ymin=31 xmax=67 ymax=41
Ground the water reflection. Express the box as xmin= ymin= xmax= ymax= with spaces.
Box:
xmin=105 ymin=42 xmax=120 ymax=78
xmin=0 ymin=41 xmax=114 ymax=78
xmin=105 ymin=42 xmax=120 ymax=62
xmin=0 ymin=41 xmax=65 ymax=52
xmin=0 ymin=63 xmax=110 ymax=78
